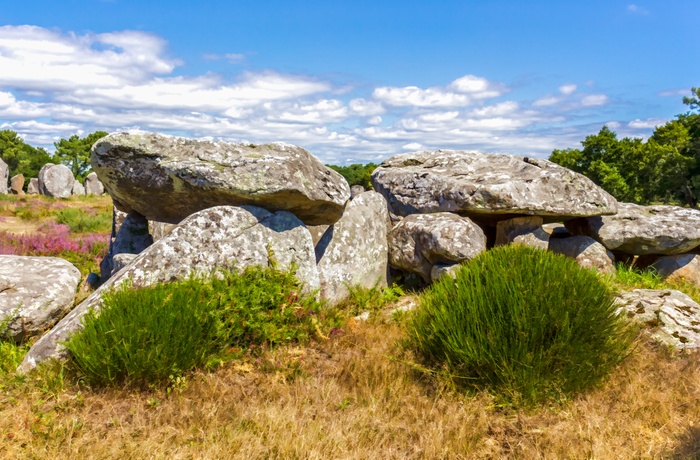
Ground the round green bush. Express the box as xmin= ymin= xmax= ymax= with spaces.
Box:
xmin=409 ymin=245 xmax=634 ymax=405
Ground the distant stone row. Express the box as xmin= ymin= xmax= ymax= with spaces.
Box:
xmin=0 ymin=159 xmax=105 ymax=197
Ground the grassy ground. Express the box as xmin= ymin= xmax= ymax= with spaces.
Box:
xmin=1 ymin=196 xmax=699 ymax=458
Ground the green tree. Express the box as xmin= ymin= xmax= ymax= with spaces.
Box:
xmin=0 ymin=130 xmax=52 ymax=180
xmin=53 ymin=131 xmax=108 ymax=180
xmin=326 ymin=163 xmax=378 ymax=189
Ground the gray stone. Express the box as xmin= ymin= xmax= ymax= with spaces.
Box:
xmin=84 ymin=171 xmax=105 ymax=196
xmin=38 ymin=164 xmax=75 ymax=198
xmin=0 ymin=256 xmax=81 ymax=341
xmin=26 ymin=178 xmax=39 ymax=195
xmin=111 ymin=253 xmax=137 ymax=276
xmin=0 ymin=158 xmax=7 ymax=194
xmin=548 ymin=235 xmax=616 ymax=274
xmin=430 ymin=263 xmax=460 ymax=282
xmin=307 ymin=224 xmax=330 ymax=248
xmin=10 ymin=174 xmax=24 ymax=195
xmin=650 ymin=254 xmax=700 ymax=289
xmin=71 ymin=180 xmax=85 ymax=196
xmin=615 ymin=289 xmax=700 ymax=350
xmin=316 ymin=191 xmax=390 ymax=304
xmin=18 ymin=205 xmax=319 ymax=372
xmin=388 ymin=212 xmax=487 ymax=282
xmin=371 ymin=150 xmax=618 ymax=221
xmin=148 ymin=220 xmax=177 ymax=243
xmin=99 ymin=211 xmax=153 ymax=283
xmin=91 ymin=131 xmax=350 ymax=225
xmin=350 ymin=185 xmax=366 ymax=198
xmin=566 ymin=203 xmax=700 ymax=255
xmin=495 ymin=216 xmax=549 ymax=249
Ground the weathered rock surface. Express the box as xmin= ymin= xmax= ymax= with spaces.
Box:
xmin=10 ymin=174 xmax=24 ymax=195
xmin=148 ymin=220 xmax=177 ymax=243
xmin=316 ymin=191 xmax=390 ymax=304
xmin=650 ymin=254 xmax=700 ymax=289
xmin=307 ymin=224 xmax=330 ymax=247
xmin=388 ymin=212 xmax=486 ymax=282
xmin=100 ymin=211 xmax=153 ymax=283
xmin=495 ymin=216 xmax=549 ymax=249
xmin=350 ymin=185 xmax=366 ymax=198
xmin=91 ymin=131 xmax=350 ymax=225
xmin=0 ymin=256 xmax=81 ymax=341
xmin=111 ymin=253 xmax=137 ymax=275
xmin=71 ymin=180 xmax=85 ymax=196
xmin=430 ymin=263 xmax=460 ymax=282
xmin=84 ymin=172 xmax=104 ymax=196
xmin=615 ymin=289 xmax=700 ymax=349
xmin=566 ymin=203 xmax=700 ymax=255
xmin=0 ymin=158 xmax=7 ymax=194
xmin=26 ymin=178 xmax=39 ymax=195
xmin=548 ymin=235 xmax=616 ymax=274
xmin=38 ymin=164 xmax=75 ymax=198
xmin=371 ymin=150 xmax=618 ymax=221
xmin=18 ymin=205 xmax=319 ymax=372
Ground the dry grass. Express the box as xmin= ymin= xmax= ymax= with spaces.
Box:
xmin=1 ymin=317 xmax=699 ymax=459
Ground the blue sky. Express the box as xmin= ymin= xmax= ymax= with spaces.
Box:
xmin=0 ymin=0 xmax=697 ymax=164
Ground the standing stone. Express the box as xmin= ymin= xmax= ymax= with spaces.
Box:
xmin=388 ymin=212 xmax=487 ymax=282
xmin=26 ymin=178 xmax=39 ymax=195
xmin=371 ymin=150 xmax=618 ymax=221
xmin=0 ymin=158 xmax=8 ymax=194
xmin=84 ymin=172 xmax=104 ymax=196
xmin=99 ymin=211 xmax=153 ymax=283
xmin=10 ymin=174 xmax=24 ymax=195
xmin=316 ymin=191 xmax=390 ymax=304
xmin=72 ymin=180 xmax=85 ymax=196
xmin=38 ymin=164 xmax=75 ymax=198
xmin=0 ymin=256 xmax=81 ymax=341
xmin=650 ymin=254 xmax=700 ymax=289
xmin=548 ymin=235 xmax=616 ymax=274
xmin=18 ymin=205 xmax=320 ymax=372
xmin=495 ymin=216 xmax=549 ymax=249
xmin=91 ymin=131 xmax=350 ymax=225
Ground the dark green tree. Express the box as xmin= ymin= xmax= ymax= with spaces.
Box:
xmin=326 ymin=162 xmax=378 ymax=189
xmin=53 ymin=131 xmax=108 ymax=181
xmin=0 ymin=130 xmax=52 ymax=180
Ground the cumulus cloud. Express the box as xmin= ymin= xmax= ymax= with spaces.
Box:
xmin=628 ymin=118 xmax=666 ymax=129
xmin=559 ymin=84 xmax=577 ymax=95
xmin=581 ymin=94 xmax=609 ymax=107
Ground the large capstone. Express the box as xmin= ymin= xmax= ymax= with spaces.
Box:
xmin=371 ymin=150 xmax=618 ymax=222
xmin=566 ymin=203 xmax=700 ymax=255
xmin=316 ymin=191 xmax=390 ymax=305
xmin=91 ymin=131 xmax=351 ymax=225
xmin=18 ymin=205 xmax=319 ymax=372
xmin=38 ymin=163 xmax=75 ymax=198
xmin=0 ymin=256 xmax=81 ymax=341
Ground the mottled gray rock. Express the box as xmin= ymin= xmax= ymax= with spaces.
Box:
xmin=371 ymin=150 xmax=618 ymax=221
xmin=615 ymin=289 xmax=700 ymax=350
xmin=650 ymin=254 xmax=700 ymax=289
xmin=91 ymin=131 xmax=350 ymax=225
xmin=0 ymin=256 xmax=81 ymax=341
xmin=542 ymin=223 xmax=570 ymax=237
xmin=316 ymin=191 xmax=390 ymax=304
xmin=388 ymin=212 xmax=486 ymax=282
xmin=18 ymin=205 xmax=319 ymax=372
xmin=548 ymin=235 xmax=616 ymax=274
xmin=350 ymin=185 xmax=366 ymax=198
xmin=26 ymin=178 xmax=39 ymax=195
xmin=0 ymin=158 xmax=7 ymax=194
xmin=71 ymin=180 xmax=85 ymax=196
xmin=566 ymin=203 xmax=700 ymax=255
xmin=84 ymin=171 xmax=104 ymax=196
xmin=38 ymin=164 xmax=75 ymax=198
xmin=111 ymin=253 xmax=137 ymax=276
xmin=148 ymin=220 xmax=177 ymax=243
xmin=99 ymin=211 xmax=153 ymax=283
xmin=430 ymin=263 xmax=460 ymax=282
xmin=10 ymin=174 xmax=24 ymax=195
xmin=495 ymin=216 xmax=549 ymax=249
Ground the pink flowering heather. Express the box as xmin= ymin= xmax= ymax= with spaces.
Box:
xmin=0 ymin=222 xmax=109 ymax=258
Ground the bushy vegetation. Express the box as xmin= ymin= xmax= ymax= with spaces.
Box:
xmin=327 ymin=162 xmax=377 ymax=189
xmin=66 ymin=266 xmax=341 ymax=387
xmin=409 ymin=245 xmax=635 ymax=406
xmin=55 ymin=207 xmax=112 ymax=234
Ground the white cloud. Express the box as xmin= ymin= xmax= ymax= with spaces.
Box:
xmin=533 ymin=96 xmax=560 ymax=107
xmin=559 ymin=84 xmax=577 ymax=95
xmin=402 ymin=142 xmax=422 ymax=150
xmin=367 ymin=116 xmax=382 ymax=125
xmin=349 ymin=98 xmax=385 ymax=116
xmin=581 ymin=94 xmax=609 ymax=107
xmin=628 ymin=117 xmax=666 ymax=129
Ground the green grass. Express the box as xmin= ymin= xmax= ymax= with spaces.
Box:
xmin=342 ymin=281 xmax=406 ymax=316
xmin=65 ymin=265 xmax=343 ymax=388
xmin=408 ymin=245 xmax=635 ymax=407
xmin=54 ymin=208 xmax=111 ymax=234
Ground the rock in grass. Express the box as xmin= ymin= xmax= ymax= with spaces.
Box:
xmin=26 ymin=178 xmax=39 ymax=195
xmin=0 ymin=256 xmax=81 ymax=341
xmin=10 ymin=174 xmax=24 ymax=195
xmin=316 ymin=191 xmax=390 ymax=304
xmin=548 ymin=235 xmax=616 ymax=275
xmin=91 ymin=131 xmax=351 ymax=225
xmin=371 ymin=150 xmax=618 ymax=221
xmin=566 ymin=203 xmax=700 ymax=255
xmin=615 ymin=289 xmax=700 ymax=350
xmin=649 ymin=254 xmax=700 ymax=289
xmin=84 ymin=172 xmax=104 ymax=196
xmin=18 ymin=205 xmax=319 ymax=373
xmin=71 ymin=180 xmax=85 ymax=196
xmin=0 ymin=158 xmax=7 ymax=194
xmin=38 ymin=163 xmax=75 ymax=198
xmin=388 ymin=212 xmax=486 ymax=282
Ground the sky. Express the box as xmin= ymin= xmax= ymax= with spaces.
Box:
xmin=0 ymin=0 xmax=697 ymax=164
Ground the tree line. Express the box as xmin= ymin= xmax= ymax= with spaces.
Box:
xmin=549 ymin=88 xmax=700 ymax=207
xmin=0 ymin=131 xmax=107 ymax=183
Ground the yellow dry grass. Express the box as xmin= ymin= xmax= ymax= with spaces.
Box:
xmin=1 ymin=319 xmax=699 ymax=459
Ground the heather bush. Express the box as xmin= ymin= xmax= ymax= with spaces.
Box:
xmin=409 ymin=245 xmax=635 ymax=406
xmin=66 ymin=266 xmax=340 ymax=387
xmin=55 ymin=208 xmax=111 ymax=234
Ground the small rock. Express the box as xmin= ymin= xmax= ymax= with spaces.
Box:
xmin=26 ymin=178 xmax=39 ymax=195
xmin=495 ymin=216 xmax=549 ymax=249
xmin=10 ymin=174 xmax=24 ymax=195
xmin=548 ymin=235 xmax=616 ymax=274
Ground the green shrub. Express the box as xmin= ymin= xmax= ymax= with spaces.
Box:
xmin=55 ymin=208 xmax=111 ymax=234
xmin=65 ymin=266 xmax=337 ymax=387
xmin=409 ymin=245 xmax=635 ymax=406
